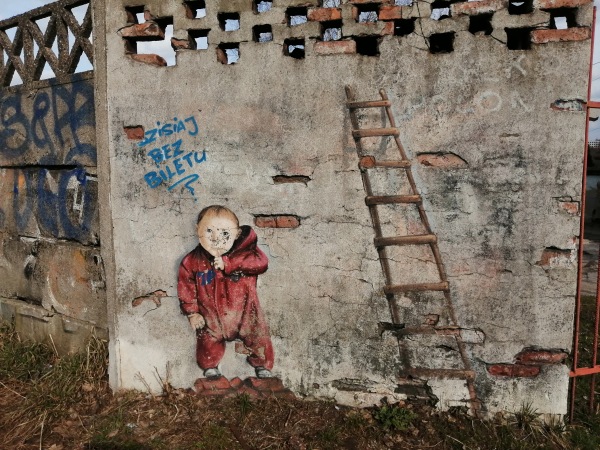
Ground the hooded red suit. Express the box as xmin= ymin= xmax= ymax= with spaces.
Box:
xmin=178 ymin=225 xmax=274 ymax=370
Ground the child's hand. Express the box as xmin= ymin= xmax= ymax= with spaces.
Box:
xmin=188 ymin=313 xmax=206 ymax=330
xmin=213 ymin=256 xmax=224 ymax=270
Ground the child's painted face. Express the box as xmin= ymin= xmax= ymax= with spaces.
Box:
xmin=197 ymin=213 xmax=241 ymax=257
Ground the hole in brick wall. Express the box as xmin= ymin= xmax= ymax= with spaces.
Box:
xmin=254 ymin=0 xmax=273 ymax=13
xmin=395 ymin=0 xmax=413 ymax=5
xmin=284 ymin=38 xmax=305 ymax=58
xmin=430 ymin=0 xmax=451 ymax=20
xmin=125 ymin=5 xmax=144 ymax=23
xmin=505 ymin=27 xmax=532 ymax=50
xmin=190 ymin=29 xmax=210 ymax=49
xmin=508 ymin=0 xmax=533 ymax=15
xmin=544 ymin=8 xmax=577 ymax=29
xmin=273 ymin=175 xmax=311 ymax=184
xmin=184 ymin=1 xmax=207 ymax=19
xmin=323 ymin=0 xmax=341 ymax=6
xmin=469 ymin=13 xmax=493 ymax=35
xmin=217 ymin=42 xmax=240 ymax=64
xmin=356 ymin=4 xmax=379 ymax=23
xmin=287 ymin=7 xmax=308 ymax=26
xmin=394 ymin=18 xmax=416 ymax=36
xmin=428 ymin=32 xmax=454 ymax=53
xmin=136 ymin=19 xmax=176 ymax=66
xmin=253 ymin=24 xmax=273 ymax=42
xmin=354 ymin=35 xmax=380 ymax=56
xmin=321 ymin=20 xmax=343 ymax=41
xmin=218 ymin=12 xmax=240 ymax=31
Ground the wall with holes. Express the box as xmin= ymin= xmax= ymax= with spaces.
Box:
xmin=95 ymin=0 xmax=591 ymax=415
xmin=0 ymin=1 xmax=106 ymax=354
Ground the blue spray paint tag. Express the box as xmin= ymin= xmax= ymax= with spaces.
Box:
xmin=198 ymin=269 xmax=215 ymax=286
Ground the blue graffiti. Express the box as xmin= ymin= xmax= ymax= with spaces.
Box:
xmin=0 ymin=79 xmax=95 ymax=165
xmin=12 ymin=167 xmax=97 ymax=243
xmin=138 ymin=115 xmax=199 ymax=148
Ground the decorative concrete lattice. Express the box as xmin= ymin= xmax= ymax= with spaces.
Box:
xmin=0 ymin=0 xmax=93 ymax=89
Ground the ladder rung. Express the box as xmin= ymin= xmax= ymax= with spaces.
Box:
xmin=384 ymin=281 xmax=449 ymax=295
xmin=352 ymin=127 xmax=399 ymax=138
xmin=365 ymin=195 xmax=421 ymax=206
xmin=347 ymin=100 xmax=392 ymax=109
xmin=399 ymin=368 xmax=475 ymax=380
xmin=359 ymin=156 xmax=410 ymax=170
xmin=374 ymin=234 xmax=437 ymax=247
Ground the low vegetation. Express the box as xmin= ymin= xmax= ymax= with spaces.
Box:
xmin=1 ymin=321 xmax=600 ymax=449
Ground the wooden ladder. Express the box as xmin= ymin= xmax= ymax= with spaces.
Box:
xmin=345 ymin=86 xmax=481 ymax=415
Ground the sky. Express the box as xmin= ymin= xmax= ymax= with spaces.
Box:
xmin=2 ymin=1 xmax=600 ymax=136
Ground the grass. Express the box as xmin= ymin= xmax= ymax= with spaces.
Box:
xmin=1 ymin=320 xmax=600 ymax=449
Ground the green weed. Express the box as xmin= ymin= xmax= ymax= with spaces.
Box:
xmin=373 ymin=404 xmax=416 ymax=431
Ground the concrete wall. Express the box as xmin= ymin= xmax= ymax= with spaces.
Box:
xmin=95 ymin=0 xmax=591 ymax=415
xmin=0 ymin=74 xmax=107 ymax=353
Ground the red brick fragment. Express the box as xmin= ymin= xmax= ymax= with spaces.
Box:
xmin=254 ymin=216 xmax=278 ymax=228
xmin=417 ymin=153 xmax=467 ymax=168
xmin=515 ymin=350 xmax=568 ymax=365
xmin=381 ymin=21 xmax=395 ymax=36
xmin=245 ymin=377 xmax=286 ymax=392
xmin=230 ymin=377 xmax=244 ymax=389
xmin=194 ymin=376 xmax=231 ymax=393
xmin=129 ymin=54 xmax=167 ymax=67
xmin=236 ymin=385 xmax=263 ymax=399
xmin=171 ymin=37 xmax=193 ymax=50
xmin=558 ymin=201 xmax=579 ymax=215
xmin=276 ymin=216 xmax=300 ymax=228
xmin=378 ymin=6 xmax=402 ymax=21
xmin=124 ymin=125 xmax=144 ymax=141
xmin=452 ymin=0 xmax=505 ymax=16
xmin=308 ymin=8 xmax=342 ymax=22
xmin=534 ymin=0 xmax=592 ymax=8
xmin=531 ymin=27 xmax=591 ymax=44
xmin=119 ymin=22 xmax=165 ymax=40
xmin=488 ymin=364 xmax=541 ymax=377
xmin=314 ymin=40 xmax=357 ymax=55
xmin=537 ymin=248 xmax=574 ymax=268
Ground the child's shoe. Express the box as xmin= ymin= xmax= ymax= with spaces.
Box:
xmin=255 ymin=367 xmax=273 ymax=378
xmin=204 ymin=368 xmax=222 ymax=378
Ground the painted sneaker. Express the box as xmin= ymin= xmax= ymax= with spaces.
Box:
xmin=204 ymin=368 xmax=222 ymax=378
xmin=255 ymin=367 xmax=273 ymax=378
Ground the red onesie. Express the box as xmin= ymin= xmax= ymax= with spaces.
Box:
xmin=177 ymin=226 xmax=274 ymax=370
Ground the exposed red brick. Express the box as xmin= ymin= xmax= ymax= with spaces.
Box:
xmin=488 ymin=364 xmax=541 ymax=377
xmin=123 ymin=125 xmax=144 ymax=141
xmin=314 ymin=40 xmax=357 ymax=55
xmin=515 ymin=350 xmax=568 ymax=365
xmin=254 ymin=216 xmax=277 ymax=228
xmin=216 ymin=48 xmax=228 ymax=64
xmin=129 ymin=54 xmax=167 ymax=67
xmin=308 ymin=8 xmax=342 ymax=22
xmin=359 ymin=156 xmax=376 ymax=168
xmin=171 ymin=37 xmax=193 ymax=50
xmin=235 ymin=341 xmax=251 ymax=355
xmin=534 ymin=0 xmax=592 ymax=8
xmin=236 ymin=385 xmax=263 ymax=399
xmin=531 ymin=27 xmax=591 ymax=44
xmin=246 ymin=377 xmax=286 ymax=392
xmin=423 ymin=314 xmax=439 ymax=326
xmin=276 ymin=216 xmax=300 ymax=228
xmin=194 ymin=376 xmax=231 ymax=392
xmin=558 ymin=201 xmax=579 ymax=215
xmin=230 ymin=377 xmax=244 ymax=389
xmin=381 ymin=21 xmax=395 ymax=36
xmin=537 ymin=247 xmax=574 ymax=268
xmin=417 ymin=153 xmax=468 ymax=168
xmin=378 ymin=6 xmax=402 ymax=21
xmin=452 ymin=0 xmax=505 ymax=16
xmin=118 ymin=22 xmax=165 ymax=40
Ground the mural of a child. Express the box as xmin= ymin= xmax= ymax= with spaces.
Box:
xmin=177 ymin=205 xmax=274 ymax=379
